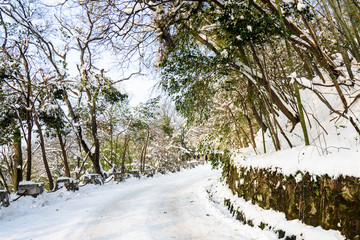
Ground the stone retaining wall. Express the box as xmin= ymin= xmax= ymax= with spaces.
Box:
xmin=226 ymin=164 xmax=360 ymax=239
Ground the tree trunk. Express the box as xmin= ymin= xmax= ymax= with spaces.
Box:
xmin=246 ymin=53 xmax=299 ymax=127
xmin=193 ymin=28 xmax=299 ymax=128
xmin=109 ymin=109 xmax=114 ymax=165
xmin=140 ymin=144 xmax=145 ymax=173
xmin=245 ymin=115 xmax=257 ymax=149
xmin=121 ymin=135 xmax=130 ymax=174
xmin=259 ymin=0 xmax=340 ymax=77
xmin=261 ymin=98 xmax=281 ymax=151
xmin=34 ymin=114 xmax=54 ymax=190
xmin=25 ymin=111 xmax=32 ymax=181
xmin=319 ymin=0 xmax=354 ymax=80
xmin=110 ymin=120 xmax=114 ymax=164
xmin=0 ymin=167 xmax=10 ymax=193
xmin=63 ymin=92 xmax=101 ymax=176
xmin=12 ymin=124 xmax=22 ymax=192
xmin=260 ymin=104 xmax=267 ymax=153
xmin=57 ymin=129 xmax=71 ymax=177
xmin=141 ymin=131 xmax=150 ymax=173
xmin=226 ymin=106 xmax=245 ymax=149
xmin=294 ymin=82 xmax=310 ymax=146
xmin=115 ymin=134 xmax=121 ymax=168
xmin=248 ymin=81 xmax=268 ymax=132
xmin=349 ymin=117 xmax=360 ymax=136
xmin=274 ymin=118 xmax=293 ymax=148
xmin=90 ymin=100 xmax=102 ymax=176
xmin=274 ymin=0 xmax=310 ymax=144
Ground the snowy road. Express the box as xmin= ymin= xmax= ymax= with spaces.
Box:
xmin=72 ymin=165 xmax=247 ymax=240
xmin=0 ymin=165 xmax=275 ymax=240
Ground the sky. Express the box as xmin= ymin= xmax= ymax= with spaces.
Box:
xmin=120 ymin=69 xmax=161 ymax=107
xmin=65 ymin=45 xmax=161 ymax=107
xmin=34 ymin=0 xmax=162 ymax=107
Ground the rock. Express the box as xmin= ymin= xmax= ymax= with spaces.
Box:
xmin=113 ymin=173 xmax=126 ymax=182
xmin=157 ymin=167 xmax=167 ymax=174
xmin=56 ymin=177 xmax=79 ymax=191
xmin=228 ymin=165 xmax=360 ymax=239
xmin=277 ymin=230 xmax=285 ymax=239
xmin=128 ymin=170 xmax=141 ymax=179
xmin=144 ymin=169 xmax=155 ymax=177
xmin=83 ymin=174 xmax=104 ymax=185
xmin=168 ymin=166 xmax=177 ymax=173
xmin=0 ymin=190 xmax=9 ymax=207
xmin=341 ymin=186 xmax=355 ymax=202
xmin=17 ymin=181 xmax=44 ymax=197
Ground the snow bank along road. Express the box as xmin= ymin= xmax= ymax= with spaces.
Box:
xmin=0 ymin=165 xmax=276 ymax=240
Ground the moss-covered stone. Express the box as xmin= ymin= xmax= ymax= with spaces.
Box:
xmin=227 ymin=165 xmax=360 ymax=239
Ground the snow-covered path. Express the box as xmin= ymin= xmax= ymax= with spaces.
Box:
xmin=72 ymin=165 xmax=246 ymax=240
xmin=0 ymin=165 xmax=275 ymax=240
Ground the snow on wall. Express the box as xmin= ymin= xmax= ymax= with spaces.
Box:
xmin=232 ymin=77 xmax=360 ymax=178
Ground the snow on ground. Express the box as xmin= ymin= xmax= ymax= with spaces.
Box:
xmin=233 ymin=85 xmax=360 ymax=179
xmin=208 ymin=176 xmax=344 ymax=240
xmin=0 ymin=165 xmax=273 ymax=240
xmin=0 ymin=165 xmax=344 ymax=240
xmin=233 ymin=144 xmax=360 ymax=178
